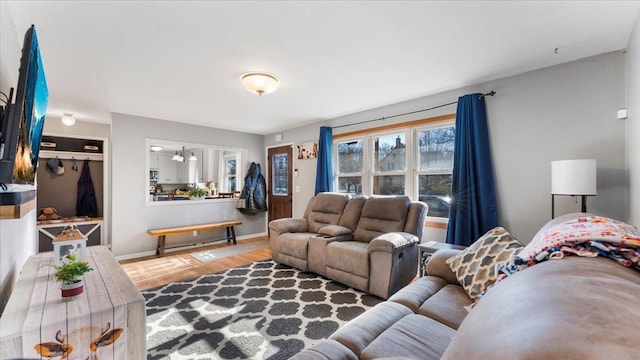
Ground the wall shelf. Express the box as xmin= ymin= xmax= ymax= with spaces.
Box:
xmin=39 ymin=149 xmax=104 ymax=161
xmin=0 ymin=198 xmax=35 ymax=219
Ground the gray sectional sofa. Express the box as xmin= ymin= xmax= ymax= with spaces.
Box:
xmin=269 ymin=192 xmax=428 ymax=299
xmin=292 ymin=220 xmax=640 ymax=359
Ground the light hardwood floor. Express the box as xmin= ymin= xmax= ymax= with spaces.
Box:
xmin=119 ymin=236 xmax=272 ymax=290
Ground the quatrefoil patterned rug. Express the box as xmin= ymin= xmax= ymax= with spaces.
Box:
xmin=143 ymin=260 xmax=382 ymax=360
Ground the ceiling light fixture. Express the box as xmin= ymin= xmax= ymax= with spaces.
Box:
xmin=240 ymin=72 xmax=279 ymax=96
xmin=150 ymin=145 xmax=163 ymax=152
xmin=172 ymin=146 xmax=196 ymax=162
xmin=172 ymin=151 xmax=183 ymax=162
xmin=61 ymin=113 xmax=76 ymax=126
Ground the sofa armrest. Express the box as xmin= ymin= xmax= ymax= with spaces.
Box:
xmin=269 ymin=218 xmax=308 ymax=234
xmin=318 ymin=225 xmax=352 ymax=237
xmin=426 ymin=249 xmax=463 ymax=285
xmin=368 ymin=232 xmax=418 ymax=253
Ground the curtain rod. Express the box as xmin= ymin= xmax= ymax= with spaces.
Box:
xmin=333 ymin=91 xmax=496 ymax=130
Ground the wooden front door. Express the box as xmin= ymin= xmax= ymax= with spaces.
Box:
xmin=268 ymin=146 xmax=293 ymax=222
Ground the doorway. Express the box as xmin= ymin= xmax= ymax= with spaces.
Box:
xmin=267 ymin=145 xmax=293 ymax=222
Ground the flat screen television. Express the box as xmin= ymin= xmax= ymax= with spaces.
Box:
xmin=0 ymin=25 xmax=48 ymax=186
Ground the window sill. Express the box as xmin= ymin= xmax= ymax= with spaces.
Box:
xmin=425 ymin=217 xmax=448 ymax=229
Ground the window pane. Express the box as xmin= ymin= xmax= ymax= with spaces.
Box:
xmin=373 ymin=133 xmax=406 ymax=172
xmin=226 ymin=159 xmax=236 ymax=175
xmin=418 ymin=174 xmax=452 ymax=218
xmin=373 ymin=175 xmax=405 ymax=195
xmin=337 ymin=140 xmax=363 ymax=173
xmin=229 ymin=176 xmax=236 ymax=192
xmin=273 ymin=153 xmax=288 ymax=196
xmin=418 ymin=127 xmax=454 ymax=171
xmin=337 ymin=176 xmax=362 ymax=194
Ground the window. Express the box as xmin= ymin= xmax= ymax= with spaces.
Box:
xmin=373 ymin=133 xmax=406 ymax=195
xmin=220 ymin=152 xmax=239 ymax=192
xmin=336 ymin=139 xmax=363 ymax=194
xmin=272 ymin=152 xmax=289 ymax=196
xmin=417 ymin=125 xmax=454 ymax=218
xmin=334 ymin=116 xmax=454 ymax=218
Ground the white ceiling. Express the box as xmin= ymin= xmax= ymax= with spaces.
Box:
xmin=6 ymin=1 xmax=640 ymax=135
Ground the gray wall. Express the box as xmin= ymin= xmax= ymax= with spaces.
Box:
xmin=43 ymin=115 xmax=111 ymax=139
xmin=627 ymin=10 xmax=640 ymax=228
xmin=111 ymin=113 xmax=266 ymax=257
xmin=266 ymin=51 xmax=627 ymax=244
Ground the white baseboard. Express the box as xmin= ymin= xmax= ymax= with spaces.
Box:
xmin=114 ymin=232 xmax=268 ymax=261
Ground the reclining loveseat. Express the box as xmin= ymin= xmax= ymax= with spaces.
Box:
xmin=269 ymin=192 xmax=428 ymax=299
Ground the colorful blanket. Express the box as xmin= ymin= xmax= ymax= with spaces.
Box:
xmin=500 ymin=216 xmax=640 ymax=275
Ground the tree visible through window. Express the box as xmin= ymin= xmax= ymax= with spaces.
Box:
xmin=337 ymin=140 xmax=363 ymax=194
xmin=418 ymin=126 xmax=454 ymax=218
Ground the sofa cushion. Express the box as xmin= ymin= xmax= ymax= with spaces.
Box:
xmin=354 ymin=196 xmax=410 ymax=243
xmin=419 ymin=284 xmax=473 ymax=330
xmin=329 ymin=301 xmax=413 ymax=356
xmin=279 ymin=232 xmax=315 ymax=259
xmin=339 ymin=196 xmax=367 ymax=231
xmin=326 ymin=241 xmax=369 ymax=278
xmin=446 ymin=227 xmax=523 ymax=300
xmin=308 ymin=193 xmax=350 ymax=233
xmin=291 ymin=339 xmax=358 ymax=360
xmin=388 ymin=276 xmax=448 ymax=313
xmin=360 ymin=314 xmax=455 ymax=360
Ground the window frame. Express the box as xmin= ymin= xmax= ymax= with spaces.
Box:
xmin=333 ymin=114 xmax=455 ymax=219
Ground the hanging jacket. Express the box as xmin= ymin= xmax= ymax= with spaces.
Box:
xmin=76 ymin=160 xmax=98 ymax=217
xmin=238 ymin=162 xmax=267 ymax=215
xmin=253 ymin=163 xmax=267 ymax=211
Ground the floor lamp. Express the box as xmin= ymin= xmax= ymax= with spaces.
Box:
xmin=551 ymin=159 xmax=597 ymax=219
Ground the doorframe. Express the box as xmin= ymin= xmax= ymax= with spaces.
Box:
xmin=40 ymin=132 xmax=110 ymax=249
xmin=265 ymin=143 xmax=295 ymax=229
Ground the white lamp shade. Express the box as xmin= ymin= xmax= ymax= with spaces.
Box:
xmin=551 ymin=159 xmax=597 ymax=195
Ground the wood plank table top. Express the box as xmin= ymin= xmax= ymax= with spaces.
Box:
xmin=0 ymin=246 xmax=146 ymax=359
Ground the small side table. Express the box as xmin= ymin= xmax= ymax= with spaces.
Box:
xmin=419 ymin=241 xmax=466 ymax=277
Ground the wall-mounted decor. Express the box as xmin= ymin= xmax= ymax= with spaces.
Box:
xmin=297 ymin=140 xmax=318 ymax=159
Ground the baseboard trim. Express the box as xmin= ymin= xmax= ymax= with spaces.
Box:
xmin=114 ymin=232 xmax=268 ymax=261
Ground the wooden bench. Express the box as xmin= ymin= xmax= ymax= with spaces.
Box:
xmin=147 ymin=220 xmax=242 ymax=257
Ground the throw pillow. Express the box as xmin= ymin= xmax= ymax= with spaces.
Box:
xmin=446 ymin=227 xmax=523 ymax=300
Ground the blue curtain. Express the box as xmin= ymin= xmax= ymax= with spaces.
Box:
xmin=315 ymin=126 xmax=334 ymax=195
xmin=446 ymin=94 xmax=498 ymax=246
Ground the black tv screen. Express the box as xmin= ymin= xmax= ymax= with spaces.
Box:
xmin=0 ymin=25 xmax=48 ymax=185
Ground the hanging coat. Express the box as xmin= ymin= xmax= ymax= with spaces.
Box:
xmin=76 ymin=160 xmax=98 ymax=217
xmin=253 ymin=163 xmax=267 ymax=211
xmin=238 ymin=162 xmax=267 ymax=215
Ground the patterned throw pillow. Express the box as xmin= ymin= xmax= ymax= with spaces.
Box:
xmin=446 ymin=227 xmax=523 ymax=300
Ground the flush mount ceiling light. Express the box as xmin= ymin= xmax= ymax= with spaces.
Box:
xmin=240 ymin=72 xmax=279 ymax=96
xmin=61 ymin=113 xmax=75 ymax=126
xmin=150 ymin=145 xmax=163 ymax=152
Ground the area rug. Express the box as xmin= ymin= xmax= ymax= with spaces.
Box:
xmin=143 ymin=260 xmax=383 ymax=360
xmin=190 ymin=240 xmax=271 ymax=262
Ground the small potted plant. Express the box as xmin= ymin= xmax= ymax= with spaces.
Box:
xmin=50 ymin=253 xmax=93 ymax=300
xmin=188 ymin=187 xmax=208 ymax=200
